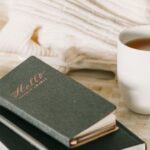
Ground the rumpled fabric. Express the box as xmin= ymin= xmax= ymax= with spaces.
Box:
xmin=0 ymin=0 xmax=149 ymax=89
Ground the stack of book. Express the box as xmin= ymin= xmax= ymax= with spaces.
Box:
xmin=0 ymin=56 xmax=146 ymax=150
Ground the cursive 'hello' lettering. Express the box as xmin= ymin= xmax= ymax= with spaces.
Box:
xmin=12 ymin=71 xmax=47 ymax=99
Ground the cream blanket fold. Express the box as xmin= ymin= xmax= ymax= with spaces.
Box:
xmin=0 ymin=0 xmax=150 ymax=89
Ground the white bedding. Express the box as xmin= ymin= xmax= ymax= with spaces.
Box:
xmin=0 ymin=0 xmax=149 ymax=88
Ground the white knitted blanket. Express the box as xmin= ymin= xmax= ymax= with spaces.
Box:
xmin=0 ymin=0 xmax=149 ymax=89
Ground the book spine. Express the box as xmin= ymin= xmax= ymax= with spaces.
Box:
xmin=0 ymin=97 xmax=70 ymax=147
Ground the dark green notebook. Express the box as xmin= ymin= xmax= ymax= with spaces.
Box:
xmin=0 ymin=120 xmax=38 ymax=150
xmin=0 ymin=56 xmax=116 ymax=148
xmin=0 ymin=107 xmax=146 ymax=150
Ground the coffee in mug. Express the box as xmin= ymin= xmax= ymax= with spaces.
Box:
xmin=126 ymin=38 xmax=150 ymax=51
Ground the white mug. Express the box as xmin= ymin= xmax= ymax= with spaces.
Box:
xmin=117 ymin=25 xmax=150 ymax=114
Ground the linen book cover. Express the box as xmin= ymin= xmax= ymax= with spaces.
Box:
xmin=0 ymin=107 xmax=146 ymax=150
xmin=0 ymin=56 xmax=116 ymax=148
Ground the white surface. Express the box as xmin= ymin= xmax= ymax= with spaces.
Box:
xmin=0 ymin=0 xmax=150 ymax=82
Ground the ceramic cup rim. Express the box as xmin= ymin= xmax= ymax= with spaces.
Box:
xmin=118 ymin=25 xmax=150 ymax=53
